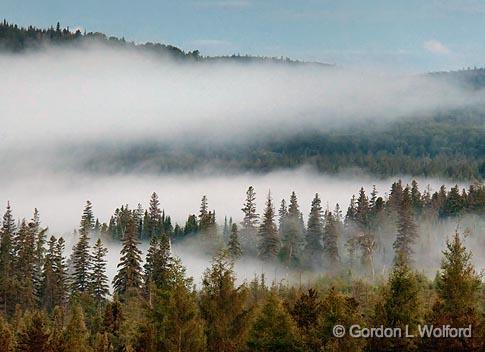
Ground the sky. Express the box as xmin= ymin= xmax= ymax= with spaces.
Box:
xmin=1 ymin=0 xmax=485 ymax=72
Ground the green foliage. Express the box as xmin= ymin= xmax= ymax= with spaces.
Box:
xmin=248 ymin=292 xmax=301 ymax=352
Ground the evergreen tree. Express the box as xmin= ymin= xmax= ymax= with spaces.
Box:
xmin=248 ymin=293 xmax=301 ymax=352
xmin=64 ymin=304 xmax=91 ymax=352
xmin=71 ymin=231 xmax=92 ymax=295
xmin=144 ymin=233 xmax=172 ymax=290
xmin=198 ymin=195 xmax=208 ymax=224
xmin=147 ymin=192 xmax=162 ymax=238
xmin=13 ymin=220 xmax=36 ymax=310
xmin=0 ymin=314 xmax=14 ymax=352
xmin=90 ymin=238 xmax=110 ymax=302
xmin=241 ymin=186 xmax=259 ymax=237
xmin=16 ymin=310 xmax=51 ymax=352
xmin=199 ymin=250 xmax=251 ymax=352
xmin=323 ymin=211 xmax=340 ymax=269
xmin=31 ymin=208 xmax=47 ymax=303
xmin=355 ymin=187 xmax=370 ymax=231
xmin=227 ymin=223 xmax=242 ymax=259
xmin=393 ymin=186 xmax=418 ymax=266
xmin=80 ymin=200 xmax=95 ymax=236
xmin=422 ymin=232 xmax=483 ymax=351
xmin=304 ymin=193 xmax=324 ymax=266
xmin=258 ymin=192 xmax=279 ymax=260
xmin=40 ymin=236 xmax=57 ymax=312
xmin=0 ymin=202 xmax=16 ymax=316
xmin=278 ymin=199 xmax=288 ymax=236
xmin=113 ymin=217 xmax=143 ymax=296
xmin=281 ymin=192 xmax=303 ymax=266
xmin=371 ymin=262 xmax=421 ymax=351
xmin=54 ymin=237 xmax=69 ymax=307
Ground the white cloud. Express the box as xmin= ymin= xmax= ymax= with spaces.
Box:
xmin=424 ymin=39 xmax=450 ymax=55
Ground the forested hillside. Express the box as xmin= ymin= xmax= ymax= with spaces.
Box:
xmin=1 ymin=20 xmax=485 ymax=180
xmin=0 ymin=20 xmax=318 ymax=65
xmin=0 ymin=179 xmax=484 ymax=351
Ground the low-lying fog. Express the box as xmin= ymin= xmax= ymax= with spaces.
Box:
xmin=0 ymin=44 xmax=483 ymax=286
xmin=0 ymin=167 xmax=475 ymax=287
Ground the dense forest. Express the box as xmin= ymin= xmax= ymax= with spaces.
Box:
xmin=79 ymin=108 xmax=485 ymax=180
xmin=1 ymin=20 xmax=485 ymax=180
xmin=0 ymin=179 xmax=484 ymax=351
xmin=0 ymin=20 xmax=319 ymax=66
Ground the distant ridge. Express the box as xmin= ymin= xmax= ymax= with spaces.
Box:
xmin=0 ymin=20 xmax=332 ymax=67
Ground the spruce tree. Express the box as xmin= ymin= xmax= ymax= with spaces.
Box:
xmin=64 ymin=304 xmax=90 ymax=352
xmin=147 ymin=192 xmax=162 ymax=238
xmin=198 ymin=195 xmax=208 ymax=223
xmin=80 ymin=200 xmax=95 ymax=235
xmin=248 ymin=293 xmax=301 ymax=351
xmin=227 ymin=223 xmax=242 ymax=259
xmin=304 ymin=193 xmax=324 ymax=266
xmin=113 ymin=216 xmax=143 ymax=296
xmin=144 ymin=233 xmax=172 ymax=290
xmin=393 ymin=186 xmax=418 ymax=266
xmin=0 ymin=314 xmax=14 ymax=352
xmin=16 ymin=310 xmax=52 ymax=352
xmin=14 ymin=220 xmax=36 ymax=310
xmin=40 ymin=236 xmax=57 ymax=312
xmin=258 ymin=192 xmax=279 ymax=260
xmin=199 ymin=250 xmax=251 ymax=352
xmin=0 ymin=202 xmax=16 ymax=316
xmin=422 ymin=232 xmax=483 ymax=351
xmin=323 ymin=211 xmax=340 ymax=269
xmin=32 ymin=208 xmax=47 ymax=303
xmin=278 ymin=199 xmax=288 ymax=236
xmin=371 ymin=262 xmax=421 ymax=351
xmin=281 ymin=191 xmax=303 ymax=265
xmin=71 ymin=232 xmax=92 ymax=295
xmin=54 ymin=237 xmax=68 ymax=307
xmin=241 ymin=186 xmax=259 ymax=244
xmin=90 ymin=238 xmax=110 ymax=301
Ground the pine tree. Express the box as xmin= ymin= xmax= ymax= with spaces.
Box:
xmin=40 ymin=236 xmax=57 ymax=312
xmin=113 ymin=216 xmax=143 ymax=296
xmin=393 ymin=186 xmax=418 ymax=266
xmin=227 ymin=224 xmax=242 ymax=259
xmin=258 ymin=192 xmax=279 ymax=260
xmin=16 ymin=310 xmax=51 ymax=352
xmin=54 ymin=237 xmax=68 ymax=307
xmin=323 ymin=211 xmax=340 ymax=269
xmin=248 ymin=293 xmax=301 ymax=351
xmin=241 ymin=186 xmax=259 ymax=240
xmin=422 ymin=232 xmax=483 ymax=351
xmin=71 ymin=231 xmax=92 ymax=295
xmin=80 ymin=200 xmax=95 ymax=236
xmin=304 ymin=193 xmax=324 ymax=266
xmin=199 ymin=250 xmax=251 ymax=352
xmin=371 ymin=262 xmax=421 ymax=351
xmin=147 ymin=192 xmax=162 ymax=238
xmin=64 ymin=304 xmax=91 ymax=352
xmin=14 ymin=220 xmax=36 ymax=310
xmin=90 ymin=238 xmax=110 ymax=301
xmin=198 ymin=195 xmax=208 ymax=224
xmin=281 ymin=191 xmax=303 ymax=265
xmin=278 ymin=199 xmax=288 ymax=236
xmin=93 ymin=332 xmax=112 ymax=352
xmin=355 ymin=187 xmax=370 ymax=231
xmin=144 ymin=233 xmax=172 ymax=290
xmin=0 ymin=314 xmax=14 ymax=352
xmin=0 ymin=202 xmax=16 ymax=316
xmin=151 ymin=260 xmax=206 ymax=352
xmin=31 ymin=208 xmax=47 ymax=303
